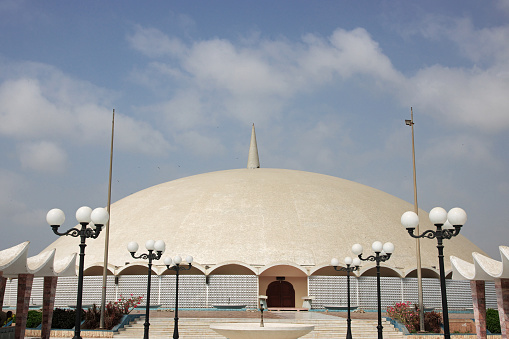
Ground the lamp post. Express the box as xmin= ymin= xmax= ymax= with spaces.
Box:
xmin=352 ymin=241 xmax=394 ymax=339
xmin=259 ymin=298 xmax=265 ymax=327
xmin=46 ymin=206 xmax=109 ymax=339
xmin=165 ymin=255 xmax=193 ymax=339
xmin=401 ymin=207 xmax=467 ymax=339
xmin=331 ymin=256 xmax=361 ymax=339
xmin=127 ymin=240 xmax=165 ymax=339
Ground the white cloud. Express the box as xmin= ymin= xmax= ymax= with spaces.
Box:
xmin=127 ymin=25 xmax=187 ymax=58
xmin=405 ymin=65 xmax=509 ymax=132
xmin=386 ymin=16 xmax=509 ymax=133
xmin=18 ymin=141 xmax=67 ymax=173
xmin=149 ymin=90 xmax=206 ymax=130
xmin=128 ymin=26 xmax=405 ymax=126
xmin=115 ymin=114 xmax=172 ymax=156
xmin=302 ymin=28 xmax=403 ymax=85
xmin=419 ymin=16 xmax=509 ymax=64
xmin=0 ymin=78 xmax=73 ymax=139
xmin=0 ymin=61 xmax=172 ymax=157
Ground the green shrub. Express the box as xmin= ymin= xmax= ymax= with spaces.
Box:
xmin=51 ymin=308 xmax=79 ymax=329
xmin=486 ymin=308 xmax=501 ymax=334
xmin=424 ymin=311 xmax=442 ymax=333
xmin=26 ymin=310 xmax=43 ymax=328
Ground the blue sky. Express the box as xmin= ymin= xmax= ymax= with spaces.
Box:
xmin=1 ymin=0 xmax=509 ymax=260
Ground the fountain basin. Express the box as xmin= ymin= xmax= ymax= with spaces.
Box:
xmin=212 ymin=304 xmax=247 ymax=310
xmin=323 ymin=305 xmax=358 ymax=312
xmin=210 ymin=322 xmax=314 ymax=339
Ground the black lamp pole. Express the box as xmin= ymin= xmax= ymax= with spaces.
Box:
xmin=353 ymin=242 xmax=393 ymax=339
xmin=128 ymin=240 xmax=165 ymax=339
xmin=402 ymin=207 xmax=466 ymax=339
xmin=165 ymin=256 xmax=193 ymax=339
xmin=47 ymin=207 xmax=109 ymax=339
xmin=332 ymin=261 xmax=359 ymax=339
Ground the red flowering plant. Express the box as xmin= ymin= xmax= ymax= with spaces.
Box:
xmin=82 ymin=294 xmax=143 ymax=330
xmin=114 ymin=294 xmax=143 ymax=315
xmin=386 ymin=302 xmax=442 ymax=333
xmin=386 ymin=302 xmax=420 ymax=333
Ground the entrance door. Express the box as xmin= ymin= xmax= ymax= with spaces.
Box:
xmin=266 ymin=281 xmax=295 ymax=307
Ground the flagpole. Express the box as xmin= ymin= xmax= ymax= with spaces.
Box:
xmin=406 ymin=108 xmax=425 ymax=331
xmin=100 ymin=109 xmax=115 ymax=329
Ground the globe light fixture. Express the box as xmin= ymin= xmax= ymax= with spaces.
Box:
xmin=47 ymin=206 xmax=109 ymax=339
xmin=352 ymin=241 xmax=394 ymax=339
xmin=330 ymin=256 xmax=361 ymax=339
xmin=165 ymin=255 xmax=193 ymax=339
xmin=401 ymin=207 xmax=466 ymax=339
xmin=127 ymin=240 xmax=165 ymax=339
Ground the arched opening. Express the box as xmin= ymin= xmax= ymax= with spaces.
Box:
xmin=259 ymin=264 xmax=307 ymax=309
xmin=84 ymin=266 xmax=114 ymax=276
xmin=117 ymin=265 xmax=155 ymax=276
xmin=405 ymin=268 xmax=440 ymax=279
xmin=360 ymin=266 xmax=401 ymax=278
xmin=208 ymin=263 xmax=257 ymax=275
xmin=312 ymin=265 xmax=351 ymax=276
xmin=266 ymin=280 xmax=295 ymax=308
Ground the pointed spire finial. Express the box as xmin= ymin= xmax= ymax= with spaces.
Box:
xmin=247 ymin=123 xmax=260 ymax=169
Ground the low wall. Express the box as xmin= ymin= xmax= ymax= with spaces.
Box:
xmin=407 ymin=336 xmax=500 ymax=339
xmin=25 ymin=329 xmax=114 ymax=338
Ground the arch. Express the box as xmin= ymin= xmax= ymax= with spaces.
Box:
xmin=161 ymin=265 xmax=205 ymax=276
xmin=266 ymin=280 xmax=295 ymax=308
xmin=117 ymin=264 xmax=156 ymax=276
xmin=310 ymin=264 xmax=357 ymax=276
xmin=404 ymin=267 xmax=440 ymax=279
xmin=358 ymin=265 xmax=402 ymax=278
xmin=84 ymin=265 xmax=114 ymax=276
xmin=208 ymin=262 xmax=256 ymax=275
xmin=259 ymin=263 xmax=307 ymax=277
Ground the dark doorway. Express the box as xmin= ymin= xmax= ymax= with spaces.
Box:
xmin=266 ymin=280 xmax=295 ymax=307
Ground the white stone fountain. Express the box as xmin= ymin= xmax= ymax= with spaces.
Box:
xmin=210 ymin=322 xmax=315 ymax=339
xmin=210 ymin=299 xmax=314 ymax=339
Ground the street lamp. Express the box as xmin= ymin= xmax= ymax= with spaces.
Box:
xmin=165 ymin=255 xmax=193 ymax=339
xmin=331 ymin=256 xmax=361 ymax=339
xmin=127 ymin=240 xmax=165 ymax=339
xmin=46 ymin=206 xmax=109 ymax=339
xmin=401 ymin=207 xmax=467 ymax=339
xmin=352 ymin=241 xmax=394 ymax=339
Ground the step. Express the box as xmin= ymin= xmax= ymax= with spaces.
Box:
xmin=114 ymin=317 xmax=405 ymax=338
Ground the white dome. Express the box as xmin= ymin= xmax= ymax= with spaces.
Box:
xmin=43 ymin=167 xmax=483 ymax=274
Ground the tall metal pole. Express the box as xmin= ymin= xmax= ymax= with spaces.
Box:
xmin=74 ymin=225 xmax=87 ymax=339
xmin=357 ymin=249 xmax=392 ymax=339
xmin=173 ymin=266 xmax=180 ymax=339
xmin=332 ymin=262 xmax=359 ymax=339
xmin=100 ymin=109 xmax=115 ymax=328
xmin=404 ymin=208 xmax=467 ymax=339
xmin=406 ymin=108 xmax=425 ymax=331
xmin=436 ymin=227 xmax=451 ymax=339
xmin=144 ymin=252 xmax=153 ymax=339
xmin=376 ymin=254 xmax=383 ymax=339
xmin=346 ymin=267 xmax=352 ymax=339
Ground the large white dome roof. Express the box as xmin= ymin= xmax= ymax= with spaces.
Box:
xmin=44 ymin=167 xmax=483 ymax=275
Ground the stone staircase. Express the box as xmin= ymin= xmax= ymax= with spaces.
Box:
xmin=114 ymin=316 xmax=405 ymax=338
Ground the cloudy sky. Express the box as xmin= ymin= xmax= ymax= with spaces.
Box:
xmin=1 ymin=1 xmax=508 ymax=259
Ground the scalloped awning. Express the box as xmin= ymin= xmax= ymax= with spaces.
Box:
xmin=0 ymin=241 xmax=76 ymax=278
xmin=451 ymin=246 xmax=509 ymax=281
